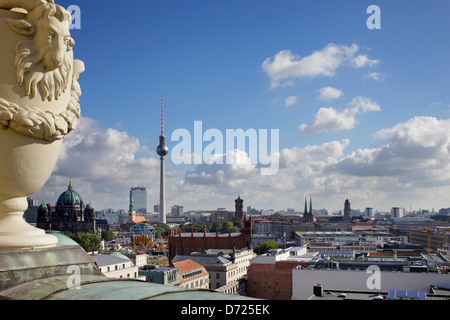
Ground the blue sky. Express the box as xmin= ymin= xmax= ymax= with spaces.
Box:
xmin=34 ymin=0 xmax=450 ymax=213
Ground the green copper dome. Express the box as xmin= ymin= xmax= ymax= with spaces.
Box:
xmin=39 ymin=202 xmax=48 ymax=210
xmin=56 ymin=180 xmax=84 ymax=207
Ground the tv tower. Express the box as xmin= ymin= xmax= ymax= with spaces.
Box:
xmin=156 ymin=95 xmax=169 ymax=224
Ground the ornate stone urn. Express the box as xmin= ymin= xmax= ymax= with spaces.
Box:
xmin=0 ymin=0 xmax=84 ymax=249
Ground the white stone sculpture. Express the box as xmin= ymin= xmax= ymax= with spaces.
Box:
xmin=0 ymin=0 xmax=84 ymax=249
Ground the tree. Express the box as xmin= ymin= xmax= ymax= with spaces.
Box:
xmin=155 ymin=224 xmax=170 ymax=238
xmin=223 ymin=221 xmax=234 ymax=232
xmin=233 ymin=220 xmax=244 ymax=231
xmin=63 ymin=232 xmax=102 ymax=252
xmin=211 ymin=220 xmax=222 ymax=232
xmin=101 ymin=229 xmax=114 ymax=241
xmin=254 ymin=240 xmax=279 ymax=255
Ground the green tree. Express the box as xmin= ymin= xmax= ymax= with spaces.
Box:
xmin=231 ymin=226 xmax=240 ymax=233
xmin=101 ymin=229 xmax=114 ymax=241
xmin=254 ymin=240 xmax=279 ymax=255
xmin=211 ymin=220 xmax=222 ymax=232
xmin=223 ymin=221 xmax=234 ymax=232
xmin=155 ymin=224 xmax=170 ymax=238
xmin=63 ymin=232 xmax=102 ymax=252
xmin=233 ymin=220 xmax=244 ymax=231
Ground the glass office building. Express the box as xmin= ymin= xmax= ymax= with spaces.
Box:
xmin=130 ymin=187 xmax=147 ymax=213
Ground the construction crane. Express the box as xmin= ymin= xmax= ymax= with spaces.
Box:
xmin=155 ymin=236 xmax=168 ymax=265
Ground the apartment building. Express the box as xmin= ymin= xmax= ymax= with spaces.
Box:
xmin=172 ymin=248 xmax=256 ymax=292
xmin=171 ymin=259 xmax=209 ymax=289
xmin=91 ymin=253 xmax=142 ymax=280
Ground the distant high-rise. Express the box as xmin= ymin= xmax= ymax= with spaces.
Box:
xmin=156 ymin=96 xmax=169 ymax=224
xmin=130 ymin=187 xmax=147 ymax=213
xmin=344 ymin=199 xmax=352 ymax=221
xmin=171 ymin=205 xmax=184 ymax=217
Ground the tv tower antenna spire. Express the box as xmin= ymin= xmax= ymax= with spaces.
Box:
xmin=156 ymin=95 xmax=169 ymax=224
xmin=161 ymin=94 xmax=164 ymax=136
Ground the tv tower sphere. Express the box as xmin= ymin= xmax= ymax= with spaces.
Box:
xmin=157 ymin=136 xmax=169 ymax=157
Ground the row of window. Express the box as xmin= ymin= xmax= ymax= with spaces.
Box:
xmin=179 ymin=275 xmax=209 ymax=289
xmin=182 ymin=268 xmax=204 ymax=279
xmin=102 ymin=263 xmax=130 ymax=273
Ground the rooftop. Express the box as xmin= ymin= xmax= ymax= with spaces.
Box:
xmin=0 ymin=232 xmax=256 ymax=301
xmin=309 ymin=285 xmax=450 ymax=301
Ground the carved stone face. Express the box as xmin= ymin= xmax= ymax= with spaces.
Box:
xmin=39 ymin=15 xmax=74 ymax=71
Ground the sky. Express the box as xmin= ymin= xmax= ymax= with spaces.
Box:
xmin=32 ymin=0 xmax=450 ymax=213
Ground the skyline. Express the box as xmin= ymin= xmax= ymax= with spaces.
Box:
xmin=32 ymin=0 xmax=450 ymax=213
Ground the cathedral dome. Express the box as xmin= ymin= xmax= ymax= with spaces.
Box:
xmin=39 ymin=202 xmax=48 ymax=210
xmin=56 ymin=180 xmax=84 ymax=207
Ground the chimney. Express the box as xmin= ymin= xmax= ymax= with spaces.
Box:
xmin=313 ymin=284 xmax=324 ymax=297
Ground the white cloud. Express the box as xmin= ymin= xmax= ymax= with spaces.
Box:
xmin=33 ymin=116 xmax=450 ymax=213
xmin=299 ymin=96 xmax=381 ymax=133
xmin=262 ymin=43 xmax=379 ymax=88
xmin=285 ymin=96 xmax=299 ymax=107
xmin=318 ymin=86 xmax=343 ymax=101
xmin=331 ymin=116 xmax=450 ymax=183
xmin=366 ymin=72 xmax=384 ymax=81
xmin=353 ymin=54 xmax=380 ymax=68
xmin=185 ymin=149 xmax=258 ymax=186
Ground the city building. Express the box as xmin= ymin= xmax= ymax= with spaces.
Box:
xmin=295 ymin=230 xmax=407 ymax=247
xmin=130 ymin=187 xmax=147 ymax=213
xmin=408 ymin=228 xmax=450 ymax=253
xmin=171 ymin=259 xmax=209 ymax=289
xmin=37 ymin=181 xmax=96 ymax=234
xmin=292 ymin=267 xmax=450 ymax=300
xmin=246 ymin=247 xmax=318 ymax=300
xmin=130 ymin=223 xmax=155 ymax=248
xmin=210 ymin=208 xmax=234 ymax=223
xmin=308 ymin=284 xmax=450 ymax=300
xmin=168 ymin=197 xmax=253 ymax=259
xmin=139 ymin=264 xmax=180 ymax=286
xmin=391 ymin=207 xmax=404 ymax=219
xmin=171 ymin=248 xmax=256 ymax=293
xmin=171 ymin=205 xmax=184 ymax=217
xmin=123 ymin=252 xmax=148 ymax=267
xmin=91 ymin=252 xmax=142 ymax=280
